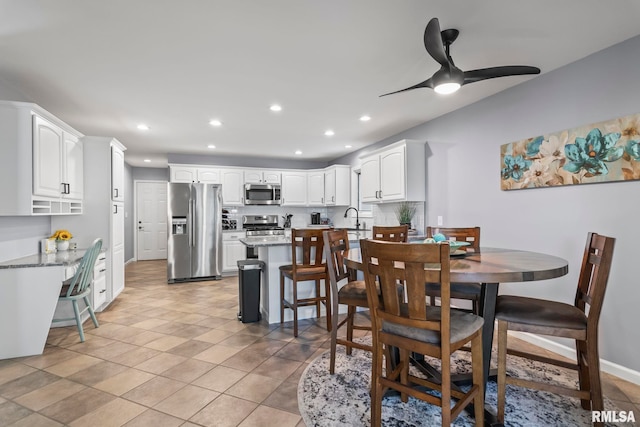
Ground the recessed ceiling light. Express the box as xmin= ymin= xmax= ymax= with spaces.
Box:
xmin=295 ymin=150 xmax=302 ymax=155
xmin=209 ymin=119 xmax=222 ymax=127
xmin=207 ymin=144 xmax=216 ymax=149
xmin=360 ymin=115 xmax=371 ymax=122
xmin=324 ymin=130 xmax=335 ymax=137
xmin=143 ymin=159 xmax=151 ymax=163
xmin=137 ymin=124 xmax=149 ymax=131
xmin=345 ymin=145 xmax=352 ymax=149
xmin=270 ymin=104 xmax=282 ymax=112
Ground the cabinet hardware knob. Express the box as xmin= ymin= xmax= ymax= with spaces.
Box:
xmin=100 ymin=289 xmax=106 ymax=293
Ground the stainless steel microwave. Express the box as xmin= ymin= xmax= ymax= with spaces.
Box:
xmin=244 ymin=184 xmax=281 ymax=205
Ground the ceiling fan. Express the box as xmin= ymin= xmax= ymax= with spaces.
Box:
xmin=381 ymin=18 xmax=540 ymax=96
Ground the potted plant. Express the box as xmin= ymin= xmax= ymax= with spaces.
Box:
xmin=394 ymin=202 xmax=417 ymax=229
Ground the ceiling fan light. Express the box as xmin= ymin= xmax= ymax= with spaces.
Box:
xmin=434 ymin=82 xmax=461 ymax=94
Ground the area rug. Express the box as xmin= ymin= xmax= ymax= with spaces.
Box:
xmin=298 ymin=338 xmax=626 ymax=426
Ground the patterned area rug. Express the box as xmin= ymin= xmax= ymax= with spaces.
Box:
xmin=298 ymin=338 xmax=625 ymax=426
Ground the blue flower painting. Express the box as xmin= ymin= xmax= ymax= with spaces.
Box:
xmin=501 ymin=112 xmax=640 ymax=190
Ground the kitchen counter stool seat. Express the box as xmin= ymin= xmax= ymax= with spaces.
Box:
xmin=280 ymin=228 xmax=332 ymax=337
xmin=51 ymin=238 xmax=103 ymax=342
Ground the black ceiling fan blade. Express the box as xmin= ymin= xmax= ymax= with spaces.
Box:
xmin=380 ymin=78 xmax=434 ymax=97
xmin=424 ymin=18 xmax=449 ymax=67
xmin=463 ymin=66 xmax=540 ymax=85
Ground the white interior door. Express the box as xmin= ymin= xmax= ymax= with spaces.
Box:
xmin=136 ymin=181 xmax=168 ymax=260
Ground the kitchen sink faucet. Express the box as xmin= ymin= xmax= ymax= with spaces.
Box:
xmin=344 ymin=207 xmax=360 ymax=230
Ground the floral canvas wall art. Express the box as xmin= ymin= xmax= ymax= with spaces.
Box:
xmin=500 ymin=112 xmax=640 ymax=190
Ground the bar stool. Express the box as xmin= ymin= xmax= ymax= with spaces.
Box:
xmin=371 ymin=225 xmax=409 ymax=242
xmin=279 ymin=228 xmax=332 ymax=337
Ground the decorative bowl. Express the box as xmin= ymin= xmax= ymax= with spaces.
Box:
xmin=422 ymin=239 xmax=471 ymax=254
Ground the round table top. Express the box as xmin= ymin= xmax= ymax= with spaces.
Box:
xmin=344 ymin=246 xmax=569 ymax=284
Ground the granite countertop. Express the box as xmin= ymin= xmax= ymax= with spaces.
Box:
xmin=240 ymin=232 xmax=371 ymax=248
xmin=0 ymin=249 xmax=89 ymax=269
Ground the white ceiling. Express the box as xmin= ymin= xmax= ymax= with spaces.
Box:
xmin=1 ymin=1 xmax=640 ymax=167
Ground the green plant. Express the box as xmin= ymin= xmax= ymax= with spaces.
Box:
xmin=394 ymin=202 xmax=417 ymax=225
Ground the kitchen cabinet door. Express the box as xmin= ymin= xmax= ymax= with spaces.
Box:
xmin=111 ymin=146 xmax=125 ymax=201
xmin=197 ymin=167 xmax=221 ymax=183
xmin=263 ymin=171 xmax=281 ymax=184
xmin=222 ymin=241 xmax=246 ymax=273
xmin=380 ymin=145 xmax=406 ymax=201
xmin=281 ymin=171 xmax=307 ymax=206
xmin=111 ymin=202 xmax=125 ymax=299
xmin=307 ymin=171 xmax=325 ymax=206
xmin=33 ymin=115 xmax=64 ymax=198
xmin=170 ymin=166 xmax=198 ymax=182
xmin=360 ymin=155 xmax=380 ymax=203
xmin=63 ymin=133 xmax=83 ymax=200
xmin=221 ymin=169 xmax=244 ymax=205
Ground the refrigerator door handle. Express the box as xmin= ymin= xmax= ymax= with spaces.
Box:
xmin=191 ymin=199 xmax=196 ymax=247
xmin=188 ymin=201 xmax=193 ymax=247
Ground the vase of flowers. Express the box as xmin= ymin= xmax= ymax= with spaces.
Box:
xmin=50 ymin=229 xmax=73 ymax=251
xmin=394 ymin=202 xmax=417 ymax=229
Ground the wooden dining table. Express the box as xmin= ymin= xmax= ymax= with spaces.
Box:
xmin=344 ymin=246 xmax=569 ymax=421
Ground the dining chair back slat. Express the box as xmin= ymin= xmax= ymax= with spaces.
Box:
xmin=372 ymin=225 xmax=409 ymax=242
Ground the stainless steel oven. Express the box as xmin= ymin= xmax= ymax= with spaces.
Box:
xmin=244 ymin=184 xmax=281 ymax=205
xmin=242 ymin=215 xmax=284 ymax=258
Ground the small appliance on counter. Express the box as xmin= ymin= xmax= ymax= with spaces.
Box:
xmin=310 ymin=212 xmax=321 ymax=225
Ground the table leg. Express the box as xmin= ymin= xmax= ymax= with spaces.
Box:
xmin=480 ymin=283 xmax=499 ymax=391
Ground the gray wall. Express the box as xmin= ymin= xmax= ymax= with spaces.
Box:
xmin=336 ymin=35 xmax=640 ymax=372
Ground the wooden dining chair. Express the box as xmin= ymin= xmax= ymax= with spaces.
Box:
xmin=371 ymin=225 xmax=409 ymax=242
xmin=323 ymin=229 xmax=372 ymax=373
xmin=426 ymin=226 xmax=481 ymax=313
xmin=51 ymin=238 xmax=103 ymax=342
xmin=496 ymin=232 xmax=615 ymax=427
xmin=279 ymin=228 xmax=332 ymax=337
xmin=361 ymin=239 xmax=485 ymax=426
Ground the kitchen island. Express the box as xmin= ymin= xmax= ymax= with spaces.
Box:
xmin=0 ymin=250 xmax=87 ymax=359
xmin=240 ymin=230 xmax=369 ymax=324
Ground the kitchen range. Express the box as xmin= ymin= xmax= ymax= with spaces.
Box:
xmin=242 ymin=214 xmax=285 ymax=259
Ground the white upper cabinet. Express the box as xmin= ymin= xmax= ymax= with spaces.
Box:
xmin=324 ymin=165 xmax=350 ymax=206
xmin=169 ymin=165 xmax=220 ymax=183
xmin=0 ymin=101 xmax=84 ymax=216
xmin=32 ymin=115 xmax=64 ymax=198
xmin=307 ymin=170 xmax=325 ymax=206
xmin=111 ymin=145 xmax=125 ymax=201
xmin=221 ymin=169 xmax=244 ymax=205
xmin=281 ymin=171 xmax=308 ymax=206
xmin=244 ymin=169 xmax=281 ymax=184
xmin=197 ymin=167 xmax=221 ymax=183
xmin=33 ymin=115 xmax=84 ymax=201
xmin=359 ymin=140 xmax=425 ymax=203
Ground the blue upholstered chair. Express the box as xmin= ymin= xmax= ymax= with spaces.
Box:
xmin=52 ymin=238 xmax=103 ymax=342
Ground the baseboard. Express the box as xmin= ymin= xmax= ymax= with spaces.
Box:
xmin=125 ymin=258 xmax=135 ymax=266
xmin=509 ymin=331 xmax=640 ymax=386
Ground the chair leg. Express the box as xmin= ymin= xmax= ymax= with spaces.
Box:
xmin=471 ymin=332 xmax=485 ymax=427
xmin=441 ymin=352 xmax=452 ymax=426
xmin=497 ymin=319 xmax=508 ymax=424
xmin=84 ymin=296 xmax=99 ymax=328
xmin=346 ymin=305 xmax=355 ymax=355
xmin=399 ymin=348 xmax=409 ymax=403
xmin=324 ymin=278 xmax=332 ymax=332
xmin=370 ymin=337 xmax=383 ymax=427
xmin=280 ymin=273 xmax=285 ymax=325
xmin=292 ymin=279 xmax=299 ymax=337
xmin=71 ymin=300 xmax=85 ymax=342
xmin=314 ymin=280 xmax=321 ymax=319
xmin=330 ymin=295 xmax=339 ymax=375
xmin=576 ymin=339 xmax=591 ymax=410
xmin=586 ymin=337 xmax=604 ymax=425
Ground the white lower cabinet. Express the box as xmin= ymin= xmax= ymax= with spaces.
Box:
xmin=222 ymin=231 xmax=246 ymax=274
xmin=92 ymin=252 xmax=108 ymax=309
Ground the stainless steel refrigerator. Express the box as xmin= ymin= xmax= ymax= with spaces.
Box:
xmin=167 ymin=183 xmax=223 ymax=283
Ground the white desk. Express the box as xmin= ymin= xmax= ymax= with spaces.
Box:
xmin=0 ymin=250 xmax=86 ymax=359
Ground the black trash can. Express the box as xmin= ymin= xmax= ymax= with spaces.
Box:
xmin=237 ymin=259 xmax=264 ymax=323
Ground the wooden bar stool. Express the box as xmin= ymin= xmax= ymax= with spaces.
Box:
xmin=280 ymin=228 xmax=332 ymax=337
xmin=426 ymin=226 xmax=481 ymax=313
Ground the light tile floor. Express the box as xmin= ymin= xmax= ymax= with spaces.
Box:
xmin=0 ymin=260 xmax=638 ymax=426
